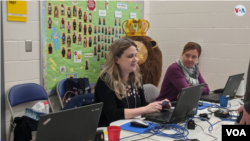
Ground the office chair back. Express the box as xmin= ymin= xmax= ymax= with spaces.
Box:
xmin=143 ymin=84 xmax=160 ymax=103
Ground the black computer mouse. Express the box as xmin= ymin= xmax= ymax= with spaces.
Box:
xmin=130 ymin=120 xmax=149 ymax=128
xmin=162 ymin=101 xmax=169 ymax=106
xmin=235 ymin=111 xmax=244 ymax=125
xmin=161 ymin=101 xmax=171 ymax=110
xmin=198 ymin=102 xmax=203 ymax=106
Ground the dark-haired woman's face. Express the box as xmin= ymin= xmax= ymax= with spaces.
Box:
xmin=181 ymin=49 xmax=198 ymax=68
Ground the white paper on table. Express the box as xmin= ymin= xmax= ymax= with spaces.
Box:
xmin=229 ymin=100 xmax=242 ymax=110
xmin=230 ymin=104 xmax=241 ymax=110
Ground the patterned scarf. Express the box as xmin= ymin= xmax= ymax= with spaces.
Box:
xmin=176 ymin=58 xmax=199 ymax=86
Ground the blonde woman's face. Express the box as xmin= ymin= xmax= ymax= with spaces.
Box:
xmin=116 ymin=46 xmax=137 ymax=75
xmin=181 ymin=49 xmax=199 ymax=68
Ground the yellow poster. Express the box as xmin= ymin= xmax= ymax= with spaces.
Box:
xmin=7 ymin=1 xmax=27 ymax=22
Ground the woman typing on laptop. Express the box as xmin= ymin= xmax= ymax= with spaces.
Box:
xmin=155 ymin=42 xmax=210 ymax=102
xmin=94 ymin=38 xmax=170 ymax=127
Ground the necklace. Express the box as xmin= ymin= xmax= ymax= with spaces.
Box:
xmin=124 ymin=80 xmax=139 ymax=108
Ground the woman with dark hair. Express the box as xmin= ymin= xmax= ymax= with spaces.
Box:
xmin=155 ymin=42 xmax=210 ymax=102
xmin=94 ymin=38 xmax=170 ymax=127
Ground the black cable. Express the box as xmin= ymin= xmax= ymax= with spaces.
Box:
xmin=195 ymin=123 xmax=218 ymax=141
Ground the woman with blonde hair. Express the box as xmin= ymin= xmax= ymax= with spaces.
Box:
xmin=94 ymin=38 xmax=170 ymax=127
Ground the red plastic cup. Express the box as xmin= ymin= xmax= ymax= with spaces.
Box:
xmin=107 ymin=126 xmax=121 ymax=141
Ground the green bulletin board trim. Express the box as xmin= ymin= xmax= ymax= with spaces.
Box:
xmin=41 ymin=0 xmax=143 ymax=95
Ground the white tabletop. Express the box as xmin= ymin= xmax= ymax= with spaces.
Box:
xmin=98 ymin=98 xmax=242 ymax=141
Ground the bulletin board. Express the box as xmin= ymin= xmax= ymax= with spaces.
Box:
xmin=40 ymin=0 xmax=143 ymax=95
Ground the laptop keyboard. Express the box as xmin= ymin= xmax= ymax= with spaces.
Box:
xmin=154 ymin=111 xmax=172 ymax=122
xmin=201 ymin=93 xmax=220 ymax=102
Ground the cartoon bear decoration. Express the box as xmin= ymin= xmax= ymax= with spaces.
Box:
xmin=123 ymin=18 xmax=163 ymax=87
xmin=127 ymin=36 xmax=162 ymax=87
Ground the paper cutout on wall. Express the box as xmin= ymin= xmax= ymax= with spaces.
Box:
xmin=50 ymin=27 xmax=62 ymax=51
xmin=51 ymin=65 xmax=56 ymax=71
xmin=74 ymin=51 xmax=82 ymax=63
xmin=66 ymin=73 xmax=77 ymax=78
xmin=60 ymin=66 xmax=66 ymax=73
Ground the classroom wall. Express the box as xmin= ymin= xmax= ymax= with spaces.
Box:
xmin=145 ymin=1 xmax=250 ymax=91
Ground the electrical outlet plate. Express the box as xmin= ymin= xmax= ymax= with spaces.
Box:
xmin=25 ymin=40 xmax=32 ymax=52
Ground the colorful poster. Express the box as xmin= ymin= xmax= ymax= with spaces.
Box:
xmin=87 ymin=0 xmax=96 ymax=11
xmin=41 ymin=1 xmax=142 ymax=95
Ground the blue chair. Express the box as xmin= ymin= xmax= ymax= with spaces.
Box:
xmin=57 ymin=79 xmax=95 ymax=110
xmin=7 ymin=83 xmax=54 ymax=141
xmin=57 ymin=79 xmax=67 ymax=109
xmin=62 ymin=93 xmax=95 ymax=110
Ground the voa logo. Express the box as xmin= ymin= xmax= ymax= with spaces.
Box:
xmin=226 ymin=129 xmax=246 ymax=136
xmin=235 ymin=5 xmax=246 ymax=16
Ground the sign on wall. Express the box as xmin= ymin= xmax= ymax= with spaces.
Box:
xmin=7 ymin=1 xmax=27 ymax=22
xmin=41 ymin=0 xmax=143 ymax=95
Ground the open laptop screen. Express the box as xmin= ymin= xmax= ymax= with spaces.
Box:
xmin=170 ymin=84 xmax=205 ymax=123
xmin=36 ymin=102 xmax=103 ymax=141
xmin=222 ymin=73 xmax=244 ymax=98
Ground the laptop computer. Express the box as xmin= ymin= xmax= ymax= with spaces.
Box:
xmin=200 ymin=73 xmax=244 ymax=103
xmin=142 ymin=84 xmax=205 ymax=124
xmin=35 ymin=102 xmax=103 ymax=141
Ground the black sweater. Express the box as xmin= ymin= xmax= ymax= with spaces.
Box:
xmin=94 ymin=77 xmax=147 ymax=127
